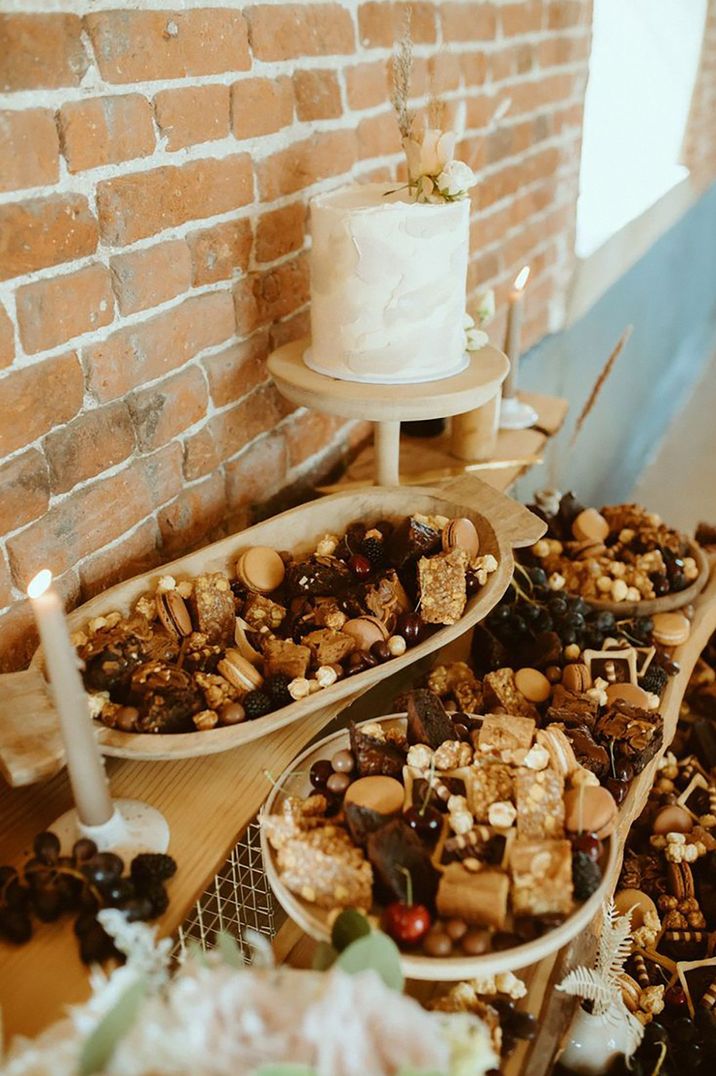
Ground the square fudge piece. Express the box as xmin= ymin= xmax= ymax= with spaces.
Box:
xmin=478 ymin=714 xmax=536 ymax=756
xmin=466 ymin=758 xmax=514 ymax=822
xmin=417 ymin=548 xmax=469 ymax=625
xmin=483 ymin=668 xmax=540 ymax=721
xmin=509 ymin=838 xmax=573 ymax=916
xmin=436 ymin=862 xmax=510 ymax=928
xmin=262 ymin=638 xmax=311 ymax=679
xmin=303 ymin=628 xmax=356 ymax=667
xmin=515 ymin=767 xmax=565 ymax=839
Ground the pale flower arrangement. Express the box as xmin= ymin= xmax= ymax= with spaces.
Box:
xmin=1 ymin=909 xmax=498 ymax=1076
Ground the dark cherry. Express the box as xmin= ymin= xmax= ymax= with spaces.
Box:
xmin=404 ymin=805 xmax=442 ymax=842
xmin=605 ymin=777 xmax=629 ymax=806
xmin=661 ymin=659 xmax=681 ymax=676
xmin=613 ymin=762 xmax=635 ymax=783
xmin=665 ymin=984 xmax=689 ymax=1010
xmin=348 ymin=554 xmax=372 ymax=578
xmin=572 ymin=833 xmax=603 ymax=862
xmin=382 ymin=901 xmax=431 ymax=945
xmin=370 ymin=640 xmax=392 ymax=663
xmin=310 ymin=759 xmax=334 ymax=791
xmin=33 ymin=832 xmax=60 ymax=866
xmin=452 ymin=722 xmax=471 ymax=743
xmin=396 ymin=612 xmax=424 ymax=645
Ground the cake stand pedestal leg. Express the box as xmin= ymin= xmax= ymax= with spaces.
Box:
xmin=374 ymin=420 xmax=401 ymax=486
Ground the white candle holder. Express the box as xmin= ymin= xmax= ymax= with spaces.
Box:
xmin=499 ymin=394 xmax=539 ymax=430
xmin=50 ymin=799 xmax=170 ymax=861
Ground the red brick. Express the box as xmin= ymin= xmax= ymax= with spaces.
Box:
xmin=231 ymin=77 xmax=294 ymax=139
xmin=500 ymin=1 xmax=543 ymax=35
xmin=293 ymin=69 xmax=342 ymax=121
xmin=79 ymin=519 xmax=161 ymax=602
xmin=0 ymin=14 xmax=88 ymax=91
xmin=97 ymin=155 xmax=253 ymax=246
xmin=154 ymin=85 xmax=230 ymax=151
xmin=0 ymin=195 xmax=98 ymax=282
xmin=258 ymin=130 xmax=356 ymax=200
xmin=59 ymin=95 xmax=154 ymax=173
xmin=203 ymin=332 xmax=268 ymax=408
xmin=269 ymin=308 xmax=311 ymax=351
xmin=85 ymin=291 xmax=235 ymax=403
xmin=546 ymin=1 xmax=590 ymax=30
xmin=158 ymin=472 xmax=226 ymax=557
xmin=0 ymin=110 xmax=60 ymax=193
xmin=225 ymin=434 xmax=287 ymax=517
xmin=461 ymin=53 xmax=489 ymax=86
xmin=85 ymin=9 xmax=250 ymax=83
xmin=358 ymin=3 xmax=437 ymax=46
xmin=0 ymin=449 xmax=50 ymax=535
xmin=0 ymin=569 xmax=80 ymax=671
xmin=129 ymin=365 xmax=208 ymax=452
xmin=246 ymin=4 xmax=354 ymax=60
xmin=357 ymin=111 xmax=400 ymax=159
xmin=233 ymin=277 xmax=262 ymax=337
xmin=253 ymin=254 xmax=310 ymax=325
xmin=441 ymin=2 xmax=497 ymax=41
xmin=211 ymin=383 xmax=293 ymax=461
xmin=429 ymin=52 xmax=462 ymax=93
xmin=285 ymin=410 xmax=344 ymax=468
xmin=255 ymin=203 xmax=306 ymax=264
xmin=0 ymin=305 xmax=13 ymax=368
xmin=187 ymin=218 xmax=252 ymax=286
xmin=110 ymin=240 xmax=192 ymax=317
xmin=16 ymin=264 xmax=114 ymax=355
xmin=44 ymin=403 xmax=135 ymax=495
xmin=0 ymin=554 xmax=14 ymax=609
xmin=183 ymin=425 xmax=220 ymax=482
xmin=538 ymin=34 xmax=591 ymax=67
xmin=7 ymin=447 xmax=183 ymax=583
xmin=345 ymin=60 xmax=389 ymax=110
xmin=0 ymin=352 xmax=83 ymax=458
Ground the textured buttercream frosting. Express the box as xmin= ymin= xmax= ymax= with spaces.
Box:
xmin=307 ymin=183 xmax=470 ymax=384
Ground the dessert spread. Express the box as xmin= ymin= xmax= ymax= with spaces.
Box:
xmin=73 ymin=514 xmax=497 ymax=734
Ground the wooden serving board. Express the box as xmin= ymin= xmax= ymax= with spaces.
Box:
xmin=584 ymin=541 xmax=710 ymax=617
xmin=0 ymin=476 xmax=545 ymax=786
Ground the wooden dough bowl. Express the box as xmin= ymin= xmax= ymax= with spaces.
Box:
xmin=584 ymin=542 xmax=710 ymax=617
xmin=0 ymin=476 xmax=545 ymax=785
xmin=261 ymin=714 xmax=616 ymax=982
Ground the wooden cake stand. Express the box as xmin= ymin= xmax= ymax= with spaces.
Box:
xmin=267 ymin=338 xmax=509 ymax=486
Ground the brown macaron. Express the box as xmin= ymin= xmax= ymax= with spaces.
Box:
xmin=614 ymin=887 xmax=658 ymax=929
xmin=652 ymin=612 xmax=691 ymax=647
xmin=217 ymin=648 xmax=264 ymax=693
xmin=652 ymin=804 xmax=693 ymax=835
xmin=572 ymin=508 xmax=610 ymax=543
xmin=562 ymin=663 xmax=592 ymax=694
xmin=442 ymin=517 xmax=480 ymax=560
xmin=156 ymin=590 xmax=193 ymax=638
xmin=344 ymin=776 xmax=404 ymax=815
xmin=342 ymin=615 xmax=390 ymax=651
xmin=564 ymin=785 xmax=618 ymax=839
xmin=236 ymin=547 xmax=285 ymax=594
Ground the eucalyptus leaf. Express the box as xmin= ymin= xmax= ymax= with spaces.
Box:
xmin=312 ymin=940 xmax=338 ymax=970
xmin=336 ymin=932 xmax=404 ymax=992
xmin=79 ymin=978 xmax=147 ymax=1075
xmin=330 ymin=907 xmax=371 ymax=952
xmin=217 ymin=931 xmax=245 ymax=969
xmin=255 ymin=1066 xmax=317 ymax=1075
xmin=183 ymin=939 xmax=209 ymax=966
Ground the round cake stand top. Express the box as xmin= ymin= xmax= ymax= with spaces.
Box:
xmin=267 ymin=337 xmax=509 ymax=423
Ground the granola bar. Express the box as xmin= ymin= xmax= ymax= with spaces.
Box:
xmin=515 ymin=767 xmax=565 ymax=839
xmin=436 ymin=862 xmax=509 ymax=928
xmin=189 ymin=573 xmax=235 ymax=645
xmin=262 ymin=638 xmax=311 ymax=679
xmin=303 ymin=628 xmax=356 ymax=667
xmin=466 ymin=758 xmax=514 ymax=822
xmin=417 ymin=548 xmax=469 ymax=625
xmin=242 ymin=593 xmax=286 ymax=632
xmin=477 ymin=714 xmax=536 ymax=756
xmin=510 ymin=838 xmax=573 ymax=916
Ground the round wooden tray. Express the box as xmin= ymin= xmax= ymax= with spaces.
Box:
xmin=584 ymin=542 xmax=710 ymax=618
xmin=261 ymin=715 xmax=616 ymax=981
xmin=18 ymin=478 xmax=544 ymax=769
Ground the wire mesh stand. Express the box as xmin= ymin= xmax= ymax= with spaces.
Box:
xmin=173 ymin=820 xmax=276 ymax=962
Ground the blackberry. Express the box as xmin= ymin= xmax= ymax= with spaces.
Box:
xmin=639 ymin=665 xmax=669 ymax=696
xmin=142 ymin=881 xmax=169 ymax=918
xmin=572 ymin=851 xmax=602 ymax=900
xmin=130 ymin=853 xmax=177 ymax=886
xmin=360 ymin=536 xmax=385 ymax=569
xmin=264 ymin=674 xmax=293 ymax=708
xmin=243 ymin=690 xmax=274 ymax=720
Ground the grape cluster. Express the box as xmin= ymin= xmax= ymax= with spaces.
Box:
xmin=0 ymin=833 xmax=176 ymax=964
xmin=606 ymin=1007 xmax=716 ymax=1076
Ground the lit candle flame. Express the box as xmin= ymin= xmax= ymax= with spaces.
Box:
xmin=514 ymin=266 xmax=530 ymax=292
xmin=27 ymin=569 xmax=53 ymax=599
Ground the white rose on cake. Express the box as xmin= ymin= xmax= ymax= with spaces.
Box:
xmin=435 ymin=159 xmax=477 ymax=199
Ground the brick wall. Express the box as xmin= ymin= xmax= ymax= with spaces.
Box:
xmin=0 ymin=0 xmax=595 ymax=671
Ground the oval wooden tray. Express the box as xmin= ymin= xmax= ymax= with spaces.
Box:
xmin=0 ymin=476 xmax=544 ymax=781
xmin=584 ymin=542 xmax=710 ymax=618
xmin=261 ymin=714 xmax=616 ymax=981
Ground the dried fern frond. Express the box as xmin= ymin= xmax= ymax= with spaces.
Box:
xmin=390 ymin=9 xmax=415 ymax=140
xmin=557 ymin=967 xmax=618 ymax=1015
xmin=570 ymin=326 xmax=633 ymax=448
xmin=596 ymin=900 xmax=633 ymax=984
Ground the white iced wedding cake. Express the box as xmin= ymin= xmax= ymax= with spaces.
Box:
xmin=306 ymin=183 xmax=471 ymax=384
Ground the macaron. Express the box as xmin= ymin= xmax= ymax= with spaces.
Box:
xmin=342 ymin=615 xmax=389 ymax=651
xmin=536 ymin=727 xmax=578 ymax=777
xmin=652 ymin=804 xmax=693 ymax=835
xmin=515 ymin=667 xmax=551 ymax=703
xmin=442 ymin=517 xmax=480 ymax=560
xmin=217 ymin=648 xmax=264 ymax=693
xmin=652 ymin=612 xmax=691 ymax=647
xmin=605 ymin=682 xmax=651 ymax=708
xmin=572 ymin=508 xmax=610 ymax=543
xmin=564 ymin=785 xmax=618 ymax=838
xmin=236 ymin=547 xmax=285 ymax=594
xmin=619 ymin=973 xmax=642 ymax=1013
xmin=613 ymin=887 xmax=658 ymax=929
xmin=562 ymin=663 xmax=592 ymax=694
xmin=156 ymin=590 xmax=193 ymax=638
xmin=344 ymin=776 xmax=404 ymax=815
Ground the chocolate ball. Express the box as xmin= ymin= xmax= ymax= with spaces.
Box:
xmin=326 ymin=771 xmax=351 ymax=795
xmin=445 ymin=918 xmax=468 ymax=942
xmin=115 ymin=706 xmax=139 ymax=732
xmin=310 ymin=759 xmax=333 ymax=791
xmin=396 ymin=612 xmax=423 ymax=645
xmin=461 ymin=929 xmax=490 ymax=955
xmin=423 ymin=930 xmax=453 ymax=957
xmin=371 ymin=640 xmax=392 ymax=663
xmin=331 ymin=749 xmax=355 ymax=774
xmin=219 ymin=702 xmax=246 ymax=726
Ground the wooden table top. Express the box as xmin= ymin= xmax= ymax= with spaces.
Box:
xmin=0 ymin=391 xmax=570 ymax=1059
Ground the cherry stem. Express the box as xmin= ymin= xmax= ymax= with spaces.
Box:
xmin=398 ymin=865 xmax=413 ymax=907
